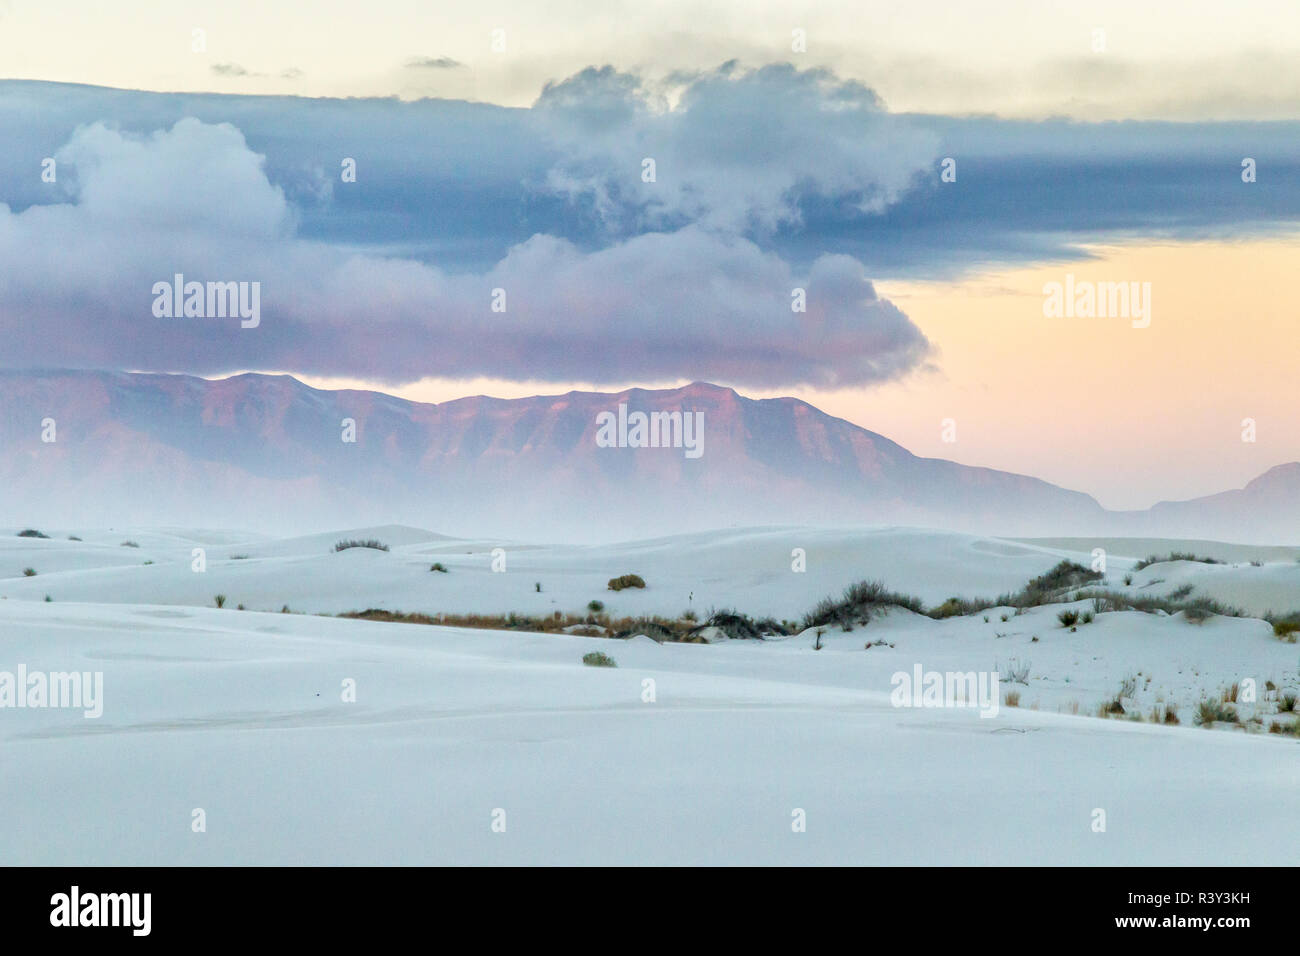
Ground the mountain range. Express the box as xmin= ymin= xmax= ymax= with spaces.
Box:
xmin=1 ymin=369 xmax=1296 ymax=543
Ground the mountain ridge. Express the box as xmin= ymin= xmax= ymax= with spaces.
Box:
xmin=1 ymin=369 xmax=1294 ymax=543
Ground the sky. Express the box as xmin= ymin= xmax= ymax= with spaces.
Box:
xmin=1 ymin=1 xmax=1298 ymax=509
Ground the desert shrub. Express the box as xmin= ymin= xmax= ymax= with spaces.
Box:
xmin=681 ymin=608 xmax=698 ymax=622
xmin=582 ymin=652 xmax=617 ymax=668
xmin=429 ymin=562 xmax=448 ymax=572
xmin=334 ymin=539 xmax=389 ymax=552
xmin=587 ymin=600 xmax=605 ymax=613
xmin=1003 ymin=658 xmax=1031 ymax=685
xmin=991 ymin=561 xmax=1103 ymax=610
xmin=803 ymin=580 xmax=924 ymax=630
xmin=44 ymin=594 xmax=51 ymax=602
xmin=121 ymin=540 xmax=140 ymax=548
xmin=17 ymin=529 xmax=49 ymax=538
xmin=68 ymin=536 xmax=82 ymax=541
xmin=1123 ymin=574 xmax=1133 ymax=586
xmin=1005 ymin=690 xmax=1021 ymax=707
xmin=696 ymin=609 xmax=768 ymax=641
xmin=22 ymin=568 xmax=36 ymax=577
xmin=929 ymin=595 xmax=996 ymax=619
xmin=229 ymin=554 xmax=250 ymax=560
xmin=1134 ymin=552 xmax=1222 ymax=571
xmin=1279 ymin=693 xmax=1298 ymax=713
xmin=1272 ymin=619 xmax=1300 ymax=640
xmin=616 ymin=618 xmax=676 ymax=642
xmin=1071 ymin=588 xmax=1243 ymax=620
xmin=1194 ymin=699 xmax=1238 ymax=726
xmin=1032 ymin=560 xmax=1102 ymax=591
xmin=214 ymin=594 xmax=227 ymax=608
xmin=1168 ymin=583 xmax=1194 ymax=600
xmin=607 ymin=574 xmax=646 ymax=591
xmin=1057 ymin=609 xmax=1079 ymax=627
xmin=1163 ymin=705 xmax=1180 ymax=725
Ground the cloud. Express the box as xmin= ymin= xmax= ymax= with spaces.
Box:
xmin=52 ymin=119 xmax=293 ymax=237
xmin=533 ymin=64 xmax=941 ymax=232
xmin=405 ymin=56 xmax=463 ymax=69
xmin=0 ymin=118 xmax=930 ymax=388
xmin=2 ymin=72 xmax=1298 ymax=280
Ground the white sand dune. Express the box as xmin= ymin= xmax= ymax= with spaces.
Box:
xmin=0 ymin=524 xmax=1118 ymax=618
xmin=1 ymin=597 xmax=1297 ymax=865
xmin=2 ymin=524 xmax=1297 ymax=865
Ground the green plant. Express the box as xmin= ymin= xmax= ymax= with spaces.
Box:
xmin=17 ymin=529 xmax=49 ymax=538
xmin=1194 ymin=699 xmax=1238 ymax=726
xmin=587 ymin=599 xmax=605 ymax=613
xmin=804 ymin=580 xmax=925 ymax=629
xmin=696 ymin=609 xmax=784 ymax=641
xmin=22 ymin=568 xmax=36 ymax=577
xmin=214 ymin=594 xmax=227 ymax=608
xmin=582 ymin=651 xmax=617 ymax=668
xmin=1134 ymin=552 xmax=1222 ymax=571
xmin=429 ymin=562 xmax=448 ymax=572
xmin=1273 ymin=619 xmax=1300 ymax=640
xmin=1057 ymin=609 xmax=1079 ymax=627
xmin=333 ymin=539 xmax=389 ymax=552
xmin=617 ymin=618 xmax=675 ymax=642
xmin=121 ymin=540 xmax=140 ymax=548
xmin=607 ymin=574 xmax=646 ymax=591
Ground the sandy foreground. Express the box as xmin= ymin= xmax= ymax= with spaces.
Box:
xmin=1 ymin=525 xmax=1297 ymax=865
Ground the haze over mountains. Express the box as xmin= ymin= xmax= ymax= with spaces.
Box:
xmin=1 ymin=369 xmax=1295 ymax=543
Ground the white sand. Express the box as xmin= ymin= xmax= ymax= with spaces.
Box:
xmin=1 ymin=524 xmax=1297 ymax=864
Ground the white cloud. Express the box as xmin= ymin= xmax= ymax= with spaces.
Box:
xmin=0 ymin=117 xmax=930 ymax=388
xmin=533 ymin=63 xmax=940 ymax=232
